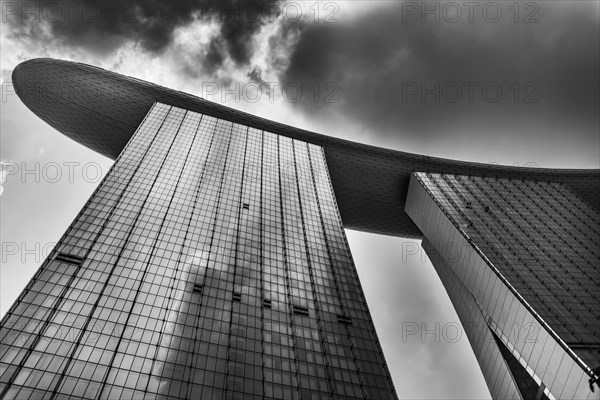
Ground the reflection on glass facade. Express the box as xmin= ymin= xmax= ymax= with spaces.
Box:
xmin=0 ymin=103 xmax=397 ymax=399
xmin=406 ymin=172 xmax=599 ymax=400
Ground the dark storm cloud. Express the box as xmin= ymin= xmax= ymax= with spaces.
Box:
xmin=4 ymin=0 xmax=280 ymax=73
xmin=277 ymin=2 xmax=599 ymax=143
xmin=247 ymin=66 xmax=270 ymax=93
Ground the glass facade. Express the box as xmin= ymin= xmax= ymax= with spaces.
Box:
xmin=406 ymin=172 xmax=599 ymax=400
xmin=0 ymin=103 xmax=397 ymax=399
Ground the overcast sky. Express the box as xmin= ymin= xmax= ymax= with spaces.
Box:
xmin=1 ymin=1 xmax=599 ymax=398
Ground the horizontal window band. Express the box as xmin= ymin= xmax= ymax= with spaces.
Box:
xmin=293 ymin=305 xmax=309 ymax=317
xmin=193 ymin=284 xmax=203 ymax=294
xmin=54 ymin=253 xmax=84 ymax=265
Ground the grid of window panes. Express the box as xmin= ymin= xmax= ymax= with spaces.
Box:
xmin=0 ymin=103 xmax=397 ymax=399
xmin=414 ymin=172 xmax=600 ymax=368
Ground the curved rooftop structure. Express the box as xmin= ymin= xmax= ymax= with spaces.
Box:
xmin=12 ymin=58 xmax=600 ymax=237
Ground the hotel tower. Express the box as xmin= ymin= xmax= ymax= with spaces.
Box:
xmin=1 ymin=59 xmax=598 ymax=399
